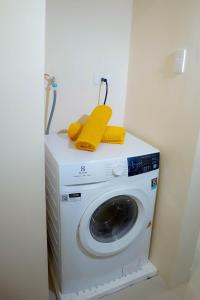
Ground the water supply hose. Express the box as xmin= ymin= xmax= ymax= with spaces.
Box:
xmin=44 ymin=74 xmax=58 ymax=135
xmin=45 ymin=86 xmax=57 ymax=135
xmin=44 ymin=82 xmax=51 ymax=129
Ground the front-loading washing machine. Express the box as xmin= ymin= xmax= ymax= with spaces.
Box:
xmin=45 ymin=133 xmax=160 ymax=300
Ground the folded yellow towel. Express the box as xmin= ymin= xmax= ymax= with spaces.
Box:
xmin=75 ymin=105 xmax=112 ymax=151
xmin=102 ymin=126 xmax=125 ymax=144
xmin=68 ymin=123 xmax=82 ymax=141
xmin=68 ymin=123 xmax=125 ymax=144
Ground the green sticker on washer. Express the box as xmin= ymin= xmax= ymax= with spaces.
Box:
xmin=151 ymin=178 xmax=158 ymax=190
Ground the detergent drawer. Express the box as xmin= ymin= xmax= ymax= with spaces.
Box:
xmin=59 ymin=161 xmax=113 ymax=186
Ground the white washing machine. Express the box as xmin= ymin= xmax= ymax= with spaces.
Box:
xmin=45 ymin=133 xmax=160 ymax=300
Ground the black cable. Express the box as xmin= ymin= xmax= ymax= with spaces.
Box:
xmin=101 ymin=78 xmax=108 ymax=105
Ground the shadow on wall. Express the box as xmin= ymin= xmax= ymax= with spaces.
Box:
xmin=161 ymin=53 xmax=177 ymax=79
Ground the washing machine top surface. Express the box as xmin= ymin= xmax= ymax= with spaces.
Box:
xmin=45 ymin=132 xmax=159 ymax=165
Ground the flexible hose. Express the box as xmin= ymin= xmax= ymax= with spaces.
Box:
xmin=45 ymin=89 xmax=57 ymax=135
xmin=44 ymin=83 xmax=51 ymax=130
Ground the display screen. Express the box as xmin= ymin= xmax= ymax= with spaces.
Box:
xmin=128 ymin=153 xmax=160 ymax=177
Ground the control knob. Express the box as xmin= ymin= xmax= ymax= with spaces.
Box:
xmin=112 ymin=164 xmax=124 ymax=177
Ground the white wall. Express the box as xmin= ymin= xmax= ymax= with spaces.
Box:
xmin=45 ymin=0 xmax=133 ymax=132
xmin=0 ymin=1 xmax=49 ymax=299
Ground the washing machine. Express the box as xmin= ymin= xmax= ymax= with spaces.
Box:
xmin=45 ymin=133 xmax=160 ymax=300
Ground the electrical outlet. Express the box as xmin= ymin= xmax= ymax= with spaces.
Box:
xmin=93 ymin=73 xmax=111 ymax=85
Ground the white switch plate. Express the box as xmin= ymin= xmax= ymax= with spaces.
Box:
xmin=93 ymin=73 xmax=112 ymax=85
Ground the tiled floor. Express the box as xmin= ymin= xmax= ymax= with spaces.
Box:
xmin=49 ymin=236 xmax=200 ymax=300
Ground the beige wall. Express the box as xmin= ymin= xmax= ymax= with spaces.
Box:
xmin=45 ymin=0 xmax=133 ymax=132
xmin=171 ymin=130 xmax=200 ymax=286
xmin=125 ymin=0 xmax=200 ymax=287
xmin=0 ymin=1 xmax=49 ymax=299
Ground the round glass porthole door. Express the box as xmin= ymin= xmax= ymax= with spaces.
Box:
xmin=90 ymin=196 xmax=138 ymax=243
xmin=79 ymin=190 xmax=148 ymax=257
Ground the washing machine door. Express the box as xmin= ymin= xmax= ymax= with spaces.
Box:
xmin=79 ymin=189 xmax=150 ymax=257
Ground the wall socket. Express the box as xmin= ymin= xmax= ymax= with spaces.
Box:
xmin=93 ymin=73 xmax=112 ymax=85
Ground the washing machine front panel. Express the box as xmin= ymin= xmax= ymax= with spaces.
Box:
xmin=79 ymin=188 xmax=150 ymax=257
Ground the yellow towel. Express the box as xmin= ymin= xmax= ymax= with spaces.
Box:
xmin=102 ymin=126 xmax=125 ymax=144
xmin=75 ymin=105 xmax=112 ymax=151
xmin=68 ymin=123 xmax=125 ymax=144
xmin=68 ymin=123 xmax=82 ymax=141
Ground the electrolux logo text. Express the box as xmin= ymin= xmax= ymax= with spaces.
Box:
xmin=81 ymin=166 xmax=86 ymax=172
xmin=79 ymin=165 xmax=87 ymax=175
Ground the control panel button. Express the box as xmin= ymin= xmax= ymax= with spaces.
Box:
xmin=112 ymin=165 xmax=124 ymax=177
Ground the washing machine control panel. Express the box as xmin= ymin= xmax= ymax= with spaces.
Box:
xmin=128 ymin=153 xmax=160 ymax=177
